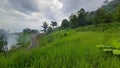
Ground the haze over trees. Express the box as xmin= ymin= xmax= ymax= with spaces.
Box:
xmin=0 ymin=29 xmax=6 ymax=51
xmin=61 ymin=0 xmax=120 ymax=28
xmin=23 ymin=28 xmax=39 ymax=34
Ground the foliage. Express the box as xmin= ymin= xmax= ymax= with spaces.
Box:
xmin=104 ymin=13 xmax=114 ymax=23
xmin=51 ymin=21 xmax=57 ymax=29
xmin=103 ymin=0 xmax=109 ymax=5
xmin=46 ymin=26 xmax=53 ymax=34
xmin=0 ymin=29 xmax=7 ymax=51
xmin=41 ymin=22 xmax=48 ymax=32
xmin=60 ymin=0 xmax=120 ymax=28
xmin=1 ymin=0 xmax=120 ymax=67
xmin=94 ymin=8 xmax=106 ymax=26
xmin=61 ymin=19 xmax=69 ymax=28
xmin=77 ymin=8 xmax=87 ymax=26
xmin=102 ymin=0 xmax=120 ymax=12
xmin=69 ymin=14 xmax=78 ymax=28
xmin=0 ymin=23 xmax=120 ymax=67
xmin=17 ymin=33 xmax=33 ymax=48
xmin=113 ymin=50 xmax=120 ymax=55
xmin=113 ymin=5 xmax=120 ymax=21
xmin=23 ymin=28 xmax=39 ymax=34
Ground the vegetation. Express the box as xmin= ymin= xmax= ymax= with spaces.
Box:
xmin=23 ymin=28 xmax=39 ymax=34
xmin=0 ymin=29 xmax=7 ymax=52
xmin=61 ymin=19 xmax=69 ymax=28
xmin=51 ymin=21 xmax=57 ymax=29
xmin=18 ymin=33 xmax=31 ymax=48
xmin=0 ymin=0 xmax=120 ymax=68
xmin=41 ymin=22 xmax=48 ymax=32
xmin=18 ymin=28 xmax=39 ymax=48
xmin=1 ymin=23 xmax=120 ymax=68
xmin=46 ymin=26 xmax=53 ymax=34
xmin=61 ymin=0 xmax=120 ymax=28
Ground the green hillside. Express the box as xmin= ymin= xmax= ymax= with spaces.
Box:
xmin=0 ymin=22 xmax=120 ymax=68
xmin=0 ymin=0 xmax=120 ymax=68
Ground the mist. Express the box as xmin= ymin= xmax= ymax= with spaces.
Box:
xmin=7 ymin=33 xmax=19 ymax=50
xmin=0 ymin=29 xmax=20 ymax=51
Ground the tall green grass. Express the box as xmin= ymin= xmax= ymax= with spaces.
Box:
xmin=0 ymin=22 xmax=120 ymax=68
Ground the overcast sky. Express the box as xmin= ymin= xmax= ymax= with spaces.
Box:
xmin=0 ymin=0 xmax=112 ymax=32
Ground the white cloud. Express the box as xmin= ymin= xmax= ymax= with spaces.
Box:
xmin=0 ymin=0 xmax=111 ymax=32
xmin=53 ymin=0 xmax=63 ymax=9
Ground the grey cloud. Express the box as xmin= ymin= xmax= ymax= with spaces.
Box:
xmin=0 ymin=0 xmax=112 ymax=32
xmin=7 ymin=0 xmax=40 ymax=14
xmin=60 ymin=0 xmax=105 ymax=14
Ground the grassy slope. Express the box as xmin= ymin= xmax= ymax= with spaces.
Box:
xmin=18 ymin=33 xmax=34 ymax=48
xmin=0 ymin=22 xmax=120 ymax=68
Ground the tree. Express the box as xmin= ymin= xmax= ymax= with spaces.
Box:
xmin=104 ymin=13 xmax=113 ymax=23
xmin=104 ymin=0 xmax=109 ymax=5
xmin=114 ymin=5 xmax=120 ymax=21
xmin=46 ymin=27 xmax=53 ymax=34
xmin=31 ymin=29 xmax=39 ymax=34
xmin=69 ymin=14 xmax=78 ymax=28
xmin=23 ymin=28 xmax=31 ymax=34
xmin=0 ymin=29 xmax=8 ymax=52
xmin=77 ymin=8 xmax=87 ymax=26
xmin=85 ymin=12 xmax=95 ymax=25
xmin=61 ymin=19 xmax=69 ymax=28
xmin=94 ymin=8 xmax=106 ymax=26
xmin=23 ymin=28 xmax=39 ymax=34
xmin=0 ymin=30 xmax=4 ymax=51
xmin=51 ymin=21 xmax=57 ymax=29
xmin=42 ymin=22 xmax=48 ymax=32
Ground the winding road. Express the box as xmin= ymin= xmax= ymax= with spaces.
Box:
xmin=27 ymin=33 xmax=45 ymax=50
xmin=27 ymin=35 xmax=38 ymax=49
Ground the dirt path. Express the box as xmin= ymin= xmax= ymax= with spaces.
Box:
xmin=27 ymin=33 xmax=45 ymax=50
xmin=27 ymin=35 xmax=38 ymax=49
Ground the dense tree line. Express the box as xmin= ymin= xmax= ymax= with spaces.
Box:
xmin=61 ymin=0 xmax=120 ymax=28
xmin=41 ymin=21 xmax=57 ymax=34
xmin=23 ymin=28 xmax=39 ymax=34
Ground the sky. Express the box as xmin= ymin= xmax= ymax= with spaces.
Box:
xmin=0 ymin=0 xmax=112 ymax=32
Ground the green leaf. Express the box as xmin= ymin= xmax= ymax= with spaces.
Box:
xmin=103 ymin=49 xmax=113 ymax=52
xmin=113 ymin=49 xmax=120 ymax=55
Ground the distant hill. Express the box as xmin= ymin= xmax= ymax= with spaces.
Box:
xmin=102 ymin=0 xmax=120 ymax=12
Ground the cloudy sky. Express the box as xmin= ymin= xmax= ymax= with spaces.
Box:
xmin=0 ymin=0 xmax=112 ymax=32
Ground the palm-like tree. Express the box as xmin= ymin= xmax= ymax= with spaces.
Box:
xmin=41 ymin=22 xmax=48 ymax=32
xmin=51 ymin=21 xmax=57 ymax=29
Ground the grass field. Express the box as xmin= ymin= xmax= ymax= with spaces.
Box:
xmin=0 ymin=22 xmax=120 ymax=68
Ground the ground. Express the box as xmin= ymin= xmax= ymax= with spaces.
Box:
xmin=0 ymin=22 xmax=120 ymax=68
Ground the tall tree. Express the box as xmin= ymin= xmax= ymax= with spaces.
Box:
xmin=104 ymin=13 xmax=113 ymax=23
xmin=61 ymin=19 xmax=69 ymax=28
xmin=77 ymin=8 xmax=87 ymax=26
xmin=69 ymin=14 xmax=78 ymax=28
xmin=94 ymin=8 xmax=106 ymax=26
xmin=114 ymin=5 xmax=120 ymax=21
xmin=51 ymin=21 xmax=57 ymax=29
xmin=42 ymin=22 xmax=48 ymax=32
